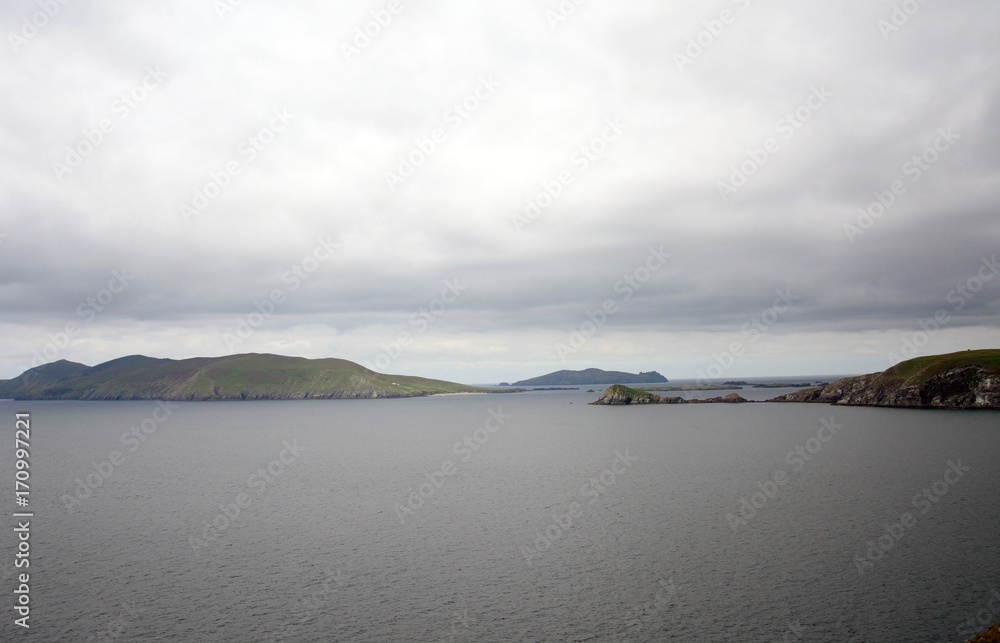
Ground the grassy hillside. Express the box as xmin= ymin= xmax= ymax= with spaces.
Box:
xmin=768 ymin=349 xmax=1000 ymax=408
xmin=590 ymin=384 xmax=663 ymax=405
xmin=0 ymin=353 xmax=505 ymax=400
xmin=881 ymin=349 xmax=1000 ymax=385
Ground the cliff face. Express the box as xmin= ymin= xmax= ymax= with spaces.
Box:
xmin=770 ymin=362 xmax=1000 ymax=409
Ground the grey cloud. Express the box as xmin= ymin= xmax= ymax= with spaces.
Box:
xmin=1 ymin=0 xmax=998 ymax=380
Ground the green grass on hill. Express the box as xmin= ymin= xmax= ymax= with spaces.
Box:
xmin=604 ymin=384 xmax=660 ymax=401
xmin=3 ymin=353 xmax=500 ymax=400
xmin=883 ymin=349 xmax=1000 ymax=385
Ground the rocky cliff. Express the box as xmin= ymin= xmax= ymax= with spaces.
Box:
xmin=769 ymin=350 xmax=1000 ymax=409
xmin=967 ymin=622 xmax=1000 ymax=643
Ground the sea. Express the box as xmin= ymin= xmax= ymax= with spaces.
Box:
xmin=1 ymin=382 xmax=998 ymax=642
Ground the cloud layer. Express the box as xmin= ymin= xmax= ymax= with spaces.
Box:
xmin=1 ymin=0 xmax=998 ymax=382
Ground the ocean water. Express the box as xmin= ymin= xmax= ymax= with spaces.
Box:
xmin=1 ymin=390 xmax=998 ymax=642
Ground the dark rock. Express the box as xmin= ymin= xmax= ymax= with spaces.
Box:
xmin=768 ymin=362 xmax=1000 ymax=409
xmin=700 ymin=393 xmax=751 ymax=404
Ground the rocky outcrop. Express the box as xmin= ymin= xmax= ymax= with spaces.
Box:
xmin=697 ymin=393 xmax=752 ymax=404
xmin=769 ymin=357 xmax=1000 ymax=409
xmin=590 ymin=385 xmax=668 ymax=405
xmin=590 ymin=385 xmax=750 ymax=406
xmin=966 ymin=622 xmax=1000 ymax=643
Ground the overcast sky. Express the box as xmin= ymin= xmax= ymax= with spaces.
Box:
xmin=1 ymin=0 xmax=998 ymax=383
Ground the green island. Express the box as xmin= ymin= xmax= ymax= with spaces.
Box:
xmin=0 ymin=353 xmax=520 ymax=401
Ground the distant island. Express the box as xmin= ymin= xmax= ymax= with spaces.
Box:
xmin=512 ymin=368 xmax=667 ymax=386
xmin=642 ymin=385 xmax=739 ymax=392
xmin=716 ymin=381 xmax=825 ymax=389
xmin=769 ymin=349 xmax=1000 ymax=409
xmin=0 ymin=354 xmax=519 ymax=401
xmin=752 ymin=382 xmax=825 ymax=389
